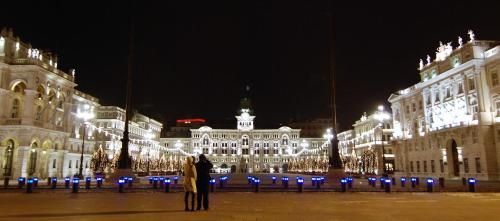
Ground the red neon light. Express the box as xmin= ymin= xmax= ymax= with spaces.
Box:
xmin=176 ymin=118 xmax=206 ymax=124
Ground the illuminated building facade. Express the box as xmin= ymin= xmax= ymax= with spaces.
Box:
xmin=161 ymin=109 xmax=330 ymax=173
xmin=338 ymin=108 xmax=394 ymax=175
xmin=0 ymin=28 xmax=163 ymax=179
xmin=389 ymin=31 xmax=500 ymax=180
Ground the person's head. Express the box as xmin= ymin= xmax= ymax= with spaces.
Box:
xmin=199 ymin=154 xmax=207 ymax=161
xmin=191 ymin=156 xmax=196 ymax=162
xmin=186 ymin=156 xmax=194 ymax=165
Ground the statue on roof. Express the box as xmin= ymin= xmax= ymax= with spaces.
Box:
xmin=426 ymin=55 xmax=431 ymax=65
xmin=468 ymin=30 xmax=475 ymax=42
xmin=419 ymin=59 xmax=424 ymax=70
xmin=458 ymin=36 xmax=463 ymax=48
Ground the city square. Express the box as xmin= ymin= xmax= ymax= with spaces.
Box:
xmin=1 ymin=0 xmax=500 ymax=220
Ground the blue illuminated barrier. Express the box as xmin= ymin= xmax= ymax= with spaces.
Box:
xmin=149 ymin=177 xmax=153 ymax=184
xmin=391 ymin=177 xmax=396 ymax=186
xmin=164 ymin=178 xmax=171 ymax=193
xmin=152 ymin=177 xmax=159 ymax=189
xmin=85 ymin=177 xmax=91 ymax=190
xmin=173 ymin=176 xmax=179 ymax=185
xmin=159 ymin=177 xmax=165 ymax=189
xmin=282 ymin=177 xmax=289 ymax=189
xmin=340 ymin=178 xmax=347 ymax=192
xmin=72 ymin=177 xmax=80 ymax=193
xmin=96 ymin=177 xmax=103 ymax=188
xmin=253 ymin=178 xmax=260 ymax=192
xmin=219 ymin=176 xmax=228 ymax=188
xmin=368 ymin=177 xmax=376 ymax=187
xmin=384 ymin=179 xmax=391 ymax=193
xmin=127 ymin=177 xmax=134 ymax=188
xmin=51 ymin=177 xmax=58 ymax=189
xmin=426 ymin=178 xmax=434 ymax=192
xmin=64 ymin=177 xmax=71 ymax=189
xmin=26 ymin=178 xmax=34 ymax=193
xmin=379 ymin=177 xmax=386 ymax=189
xmin=320 ymin=176 xmax=325 ymax=185
xmin=271 ymin=176 xmax=277 ymax=185
xmin=400 ymin=177 xmax=406 ymax=187
xmin=33 ymin=177 xmax=39 ymax=187
xmin=411 ymin=177 xmax=417 ymax=188
xmin=247 ymin=176 xmax=252 ymax=184
xmin=312 ymin=177 xmax=318 ymax=186
xmin=468 ymin=178 xmax=476 ymax=192
xmin=17 ymin=177 xmax=26 ymax=189
xmin=209 ymin=178 xmax=216 ymax=192
xmin=296 ymin=177 xmax=304 ymax=193
xmin=346 ymin=177 xmax=353 ymax=189
xmin=118 ymin=178 xmax=125 ymax=193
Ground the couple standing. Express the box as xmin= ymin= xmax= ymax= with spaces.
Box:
xmin=183 ymin=154 xmax=213 ymax=211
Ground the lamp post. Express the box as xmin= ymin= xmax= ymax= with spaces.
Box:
xmin=374 ymin=105 xmax=390 ymax=176
xmin=77 ymin=104 xmax=94 ymax=179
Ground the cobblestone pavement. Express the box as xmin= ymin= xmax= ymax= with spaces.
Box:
xmin=0 ymin=191 xmax=499 ymax=221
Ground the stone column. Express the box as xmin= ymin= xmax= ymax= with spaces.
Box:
xmin=0 ymin=146 xmax=5 ymax=179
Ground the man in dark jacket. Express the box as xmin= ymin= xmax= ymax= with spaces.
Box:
xmin=195 ymin=154 xmax=213 ymax=210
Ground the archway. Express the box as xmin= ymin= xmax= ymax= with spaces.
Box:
xmin=230 ymin=165 xmax=236 ymax=173
xmin=3 ymin=140 xmax=15 ymax=177
xmin=221 ymin=163 xmax=228 ymax=169
xmin=450 ymin=139 xmax=460 ymax=177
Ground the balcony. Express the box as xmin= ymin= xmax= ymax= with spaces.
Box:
xmin=4 ymin=118 xmax=21 ymax=125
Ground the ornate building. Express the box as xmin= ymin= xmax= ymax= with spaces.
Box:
xmin=338 ymin=107 xmax=394 ymax=175
xmin=0 ymin=28 xmax=163 ymax=179
xmin=161 ymin=109 xmax=330 ymax=173
xmin=389 ymin=31 xmax=500 ymax=180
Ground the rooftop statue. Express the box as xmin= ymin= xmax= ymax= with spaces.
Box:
xmin=426 ymin=55 xmax=431 ymax=65
xmin=468 ymin=30 xmax=475 ymax=42
xmin=458 ymin=36 xmax=463 ymax=48
xmin=419 ymin=59 xmax=424 ymax=70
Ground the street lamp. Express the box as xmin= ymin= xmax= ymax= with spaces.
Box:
xmin=374 ymin=105 xmax=390 ymax=176
xmin=145 ymin=131 xmax=155 ymax=175
xmin=77 ymin=104 xmax=94 ymax=179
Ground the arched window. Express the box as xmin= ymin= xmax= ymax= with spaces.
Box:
xmin=4 ymin=140 xmax=15 ymax=176
xmin=28 ymin=142 xmax=38 ymax=176
xmin=282 ymin=136 xmax=289 ymax=145
xmin=242 ymin=136 xmax=249 ymax=146
xmin=202 ymin=135 xmax=209 ymax=145
xmin=11 ymin=99 xmax=20 ymax=118
xmin=35 ymin=106 xmax=43 ymax=121
xmin=12 ymin=82 xmax=26 ymax=95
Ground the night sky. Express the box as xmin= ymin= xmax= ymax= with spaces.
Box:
xmin=2 ymin=1 xmax=500 ymax=131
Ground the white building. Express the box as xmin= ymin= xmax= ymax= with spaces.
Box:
xmin=338 ymin=107 xmax=394 ymax=175
xmin=0 ymin=28 xmax=163 ymax=179
xmin=161 ymin=109 xmax=330 ymax=173
xmin=389 ymin=31 xmax=500 ymax=180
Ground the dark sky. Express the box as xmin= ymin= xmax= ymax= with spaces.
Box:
xmin=2 ymin=1 xmax=500 ymax=131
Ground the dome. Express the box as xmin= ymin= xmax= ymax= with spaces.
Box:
xmin=198 ymin=126 xmax=212 ymax=131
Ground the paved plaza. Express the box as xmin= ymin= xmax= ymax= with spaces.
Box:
xmin=0 ymin=191 xmax=499 ymax=221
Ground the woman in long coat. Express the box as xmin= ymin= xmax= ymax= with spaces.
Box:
xmin=183 ymin=156 xmax=197 ymax=211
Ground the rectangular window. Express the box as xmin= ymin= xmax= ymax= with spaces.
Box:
xmin=431 ymin=160 xmax=435 ymax=173
xmin=242 ymin=148 xmax=249 ymax=155
xmin=416 ymin=161 xmax=420 ymax=172
xmin=202 ymin=148 xmax=209 ymax=154
xmin=423 ymin=161 xmax=427 ymax=172
xmin=76 ymin=160 xmax=79 ymax=168
xmin=439 ymin=159 xmax=444 ymax=173
xmin=412 ymin=103 xmax=416 ymax=112
xmin=273 ymin=149 xmax=278 ymax=154
xmin=468 ymin=78 xmax=475 ymax=91
xmin=264 ymin=149 xmax=270 ymax=155
xmin=464 ymin=158 xmax=469 ymax=173
xmin=410 ymin=161 xmax=414 ymax=172
xmin=254 ymin=149 xmax=260 ymax=155
xmin=69 ymin=160 xmax=72 ymax=168
xmin=52 ymin=159 xmax=57 ymax=169
xmin=231 ymin=149 xmax=237 ymax=155
xmin=475 ymin=157 xmax=481 ymax=173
